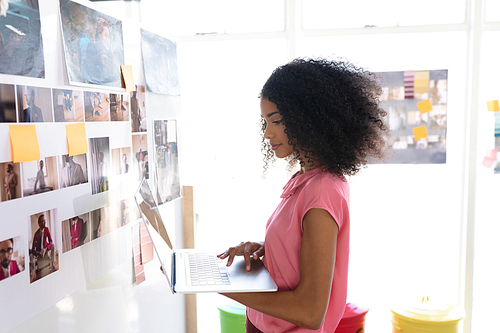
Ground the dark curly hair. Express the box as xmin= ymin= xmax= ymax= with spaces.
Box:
xmin=260 ymin=57 xmax=389 ymax=178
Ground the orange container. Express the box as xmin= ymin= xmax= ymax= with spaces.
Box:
xmin=334 ymin=302 xmax=369 ymax=333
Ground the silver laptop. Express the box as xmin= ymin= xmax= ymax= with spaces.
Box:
xmin=134 ymin=178 xmax=277 ymax=294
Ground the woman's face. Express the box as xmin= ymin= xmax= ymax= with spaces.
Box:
xmin=99 ymin=26 xmax=111 ymax=50
xmin=260 ymin=98 xmax=294 ymax=159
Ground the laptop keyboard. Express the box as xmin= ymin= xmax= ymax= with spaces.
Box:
xmin=188 ymin=253 xmax=230 ymax=286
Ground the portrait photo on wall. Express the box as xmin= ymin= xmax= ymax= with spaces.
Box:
xmin=29 ymin=209 xmax=59 ymax=283
xmin=52 ymin=89 xmax=84 ymax=122
xmin=16 ymin=85 xmax=53 ymax=122
xmin=89 ymin=137 xmax=110 ymax=194
xmin=58 ymin=153 xmax=88 ymax=189
xmin=376 ymin=69 xmax=448 ymax=164
xmin=0 ymin=83 xmax=16 ymax=122
xmin=111 ymin=146 xmax=131 ymax=176
xmin=0 ymin=0 xmax=45 ymax=78
xmin=109 ymin=93 xmax=129 ymax=121
xmin=59 ymin=0 xmax=124 ymax=88
xmin=0 ymin=235 xmax=25 ymax=282
xmin=21 ymin=156 xmax=58 ymax=197
xmin=132 ymin=133 xmax=148 ymax=181
xmin=90 ymin=205 xmax=111 ymax=240
xmin=84 ymin=91 xmax=110 ymax=121
xmin=140 ymin=29 xmax=180 ymax=96
xmin=61 ymin=213 xmax=90 ymax=253
xmin=154 ymin=120 xmax=180 ymax=204
xmin=130 ymin=85 xmax=146 ymax=132
xmin=1 ymin=161 xmax=21 ymax=202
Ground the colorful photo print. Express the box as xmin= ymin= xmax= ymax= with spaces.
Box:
xmin=16 ymin=85 xmax=53 ymax=122
xmin=110 ymin=93 xmax=129 ymax=121
xmin=154 ymin=120 xmax=180 ymax=203
xmin=84 ymin=91 xmax=110 ymax=122
xmin=376 ymin=69 xmax=448 ymax=164
xmin=89 ymin=137 xmax=110 ymax=194
xmin=59 ymin=0 xmax=124 ymax=88
xmin=111 ymin=146 xmax=131 ymax=176
xmin=90 ymin=205 xmax=111 ymax=240
xmin=0 ymin=236 xmax=25 ymax=282
xmin=61 ymin=213 xmax=90 ymax=253
xmin=130 ymin=85 xmax=146 ymax=132
xmin=21 ymin=156 xmax=58 ymax=197
xmin=132 ymin=134 xmax=148 ymax=181
xmin=0 ymin=0 xmax=45 ymax=78
xmin=29 ymin=210 xmax=59 ymax=283
xmin=1 ymin=162 xmax=21 ymax=202
xmin=140 ymin=29 xmax=180 ymax=95
xmin=0 ymin=83 xmax=16 ymax=122
xmin=53 ymin=89 xmax=84 ymax=122
xmin=58 ymin=153 xmax=88 ymax=189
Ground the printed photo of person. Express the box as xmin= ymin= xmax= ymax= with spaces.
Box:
xmin=89 ymin=137 xmax=110 ymax=194
xmin=84 ymin=91 xmax=110 ymax=121
xmin=21 ymin=157 xmax=58 ymax=197
xmin=0 ymin=162 xmax=21 ymax=202
xmin=58 ymin=153 xmax=88 ymax=189
xmin=110 ymin=146 xmax=131 ymax=176
xmin=154 ymin=120 xmax=181 ymax=204
xmin=62 ymin=213 xmax=90 ymax=253
xmin=0 ymin=0 xmax=45 ymax=78
xmin=90 ymin=205 xmax=111 ymax=240
xmin=59 ymin=0 xmax=124 ymax=88
xmin=17 ymin=85 xmax=53 ymax=122
xmin=0 ymin=83 xmax=16 ymax=122
xmin=110 ymin=93 xmax=129 ymax=121
xmin=130 ymin=85 xmax=146 ymax=132
xmin=52 ymin=89 xmax=84 ymax=122
xmin=0 ymin=236 xmax=25 ymax=281
xmin=29 ymin=210 xmax=59 ymax=283
xmin=132 ymin=134 xmax=148 ymax=181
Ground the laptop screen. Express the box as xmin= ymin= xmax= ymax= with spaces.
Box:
xmin=134 ymin=178 xmax=175 ymax=290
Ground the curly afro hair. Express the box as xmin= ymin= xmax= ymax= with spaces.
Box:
xmin=260 ymin=57 xmax=389 ymax=178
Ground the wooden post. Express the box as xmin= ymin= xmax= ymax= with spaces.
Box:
xmin=183 ymin=186 xmax=197 ymax=333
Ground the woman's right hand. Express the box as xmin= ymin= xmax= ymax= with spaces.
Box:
xmin=217 ymin=241 xmax=265 ymax=271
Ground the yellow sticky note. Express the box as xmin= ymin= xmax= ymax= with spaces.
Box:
xmin=417 ymin=99 xmax=433 ymax=114
xmin=9 ymin=124 xmax=40 ymax=163
xmin=121 ymin=65 xmax=136 ymax=92
xmin=413 ymin=126 xmax=428 ymax=141
xmin=66 ymin=123 xmax=88 ymax=156
xmin=487 ymin=100 xmax=499 ymax=112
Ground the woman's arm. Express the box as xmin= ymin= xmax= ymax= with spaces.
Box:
xmin=221 ymin=208 xmax=338 ymax=330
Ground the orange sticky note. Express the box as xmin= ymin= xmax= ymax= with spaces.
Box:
xmin=413 ymin=126 xmax=428 ymax=141
xmin=417 ymin=99 xmax=433 ymax=114
xmin=121 ymin=65 xmax=136 ymax=92
xmin=482 ymin=156 xmax=496 ymax=168
xmin=9 ymin=124 xmax=40 ymax=163
xmin=487 ymin=100 xmax=499 ymax=112
xmin=66 ymin=123 xmax=88 ymax=156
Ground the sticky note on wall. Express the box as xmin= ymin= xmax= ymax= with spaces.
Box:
xmin=121 ymin=65 xmax=136 ymax=92
xmin=413 ymin=126 xmax=428 ymax=141
xmin=417 ymin=99 xmax=433 ymax=114
xmin=66 ymin=123 xmax=88 ymax=156
xmin=9 ymin=124 xmax=40 ymax=163
xmin=487 ymin=100 xmax=499 ymax=112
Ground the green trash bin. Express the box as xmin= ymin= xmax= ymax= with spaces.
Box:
xmin=218 ymin=299 xmax=246 ymax=333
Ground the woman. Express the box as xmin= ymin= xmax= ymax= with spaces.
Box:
xmin=218 ymin=57 xmax=389 ymax=332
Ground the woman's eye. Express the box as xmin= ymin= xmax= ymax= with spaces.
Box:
xmin=273 ymin=119 xmax=283 ymax=125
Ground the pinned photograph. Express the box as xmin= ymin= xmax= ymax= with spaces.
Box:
xmin=62 ymin=213 xmax=90 ymax=253
xmin=141 ymin=29 xmax=180 ymax=95
xmin=111 ymin=146 xmax=131 ymax=176
xmin=58 ymin=153 xmax=88 ymax=189
xmin=89 ymin=137 xmax=110 ymax=194
xmin=154 ymin=120 xmax=180 ymax=203
xmin=59 ymin=0 xmax=124 ymax=88
xmin=1 ymin=162 xmax=21 ymax=202
xmin=130 ymin=85 xmax=146 ymax=132
xmin=29 ymin=210 xmax=59 ymax=283
xmin=0 ymin=0 xmax=45 ymax=78
xmin=110 ymin=93 xmax=129 ymax=121
xmin=21 ymin=157 xmax=58 ymax=197
xmin=90 ymin=205 xmax=111 ymax=240
xmin=53 ymin=89 xmax=84 ymax=122
xmin=0 ymin=83 xmax=16 ymax=122
xmin=132 ymin=134 xmax=148 ymax=181
xmin=0 ymin=236 xmax=25 ymax=281
xmin=16 ymin=85 xmax=53 ymax=122
xmin=84 ymin=91 xmax=110 ymax=122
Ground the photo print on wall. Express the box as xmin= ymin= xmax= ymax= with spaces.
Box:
xmin=154 ymin=120 xmax=180 ymax=204
xmin=29 ymin=209 xmax=59 ymax=283
xmin=1 ymin=161 xmax=21 ymax=202
xmin=53 ymin=89 xmax=84 ymax=122
xmin=62 ymin=213 xmax=90 ymax=253
xmin=16 ymin=85 xmax=53 ymax=123
xmin=131 ymin=85 xmax=147 ymax=132
xmin=0 ymin=235 xmax=25 ymax=282
xmin=0 ymin=83 xmax=16 ymax=122
xmin=58 ymin=153 xmax=88 ymax=189
xmin=21 ymin=156 xmax=59 ymax=197
xmin=89 ymin=137 xmax=110 ymax=195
